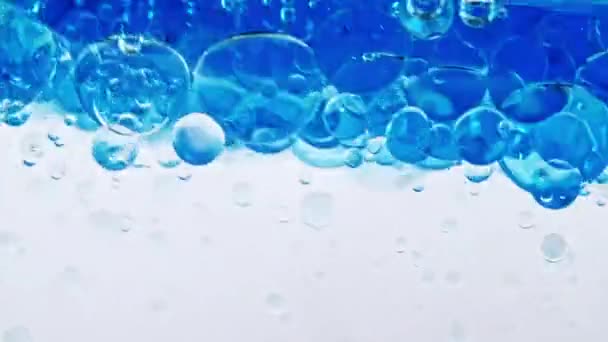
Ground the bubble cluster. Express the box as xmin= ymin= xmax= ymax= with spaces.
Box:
xmin=1 ymin=0 xmax=607 ymax=209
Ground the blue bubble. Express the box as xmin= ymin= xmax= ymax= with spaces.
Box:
xmin=398 ymin=0 xmax=455 ymax=40
xmin=454 ymin=106 xmax=507 ymax=165
xmin=385 ymin=106 xmax=431 ymax=163
xmin=344 ymin=149 xmax=364 ymax=168
xmin=322 ymin=93 xmax=368 ymax=146
xmin=500 ymin=82 xmax=570 ymax=123
xmin=405 ymin=66 xmax=487 ymax=122
xmin=366 ymin=79 xmax=409 ymax=137
xmin=172 ymin=112 xmax=226 ymax=166
xmin=91 ymin=130 xmax=139 ymax=171
xmin=427 ymin=123 xmax=460 ymax=161
xmin=4 ymin=110 xmax=30 ymax=127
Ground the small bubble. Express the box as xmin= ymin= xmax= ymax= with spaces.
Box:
xmin=395 ymin=236 xmax=407 ymax=253
xmin=120 ymin=214 xmax=135 ymax=233
xmin=421 ymin=269 xmax=435 ymax=283
xmin=441 ymin=217 xmax=459 ymax=233
xmin=47 ymin=158 xmax=67 ymax=180
xmin=298 ymin=169 xmax=313 ymax=185
xmin=464 ymin=164 xmax=494 ymax=183
xmin=518 ymin=210 xmax=535 ymax=229
xmin=541 ymin=233 xmax=568 ymax=263
xmin=4 ymin=110 xmax=31 ymax=127
xmin=445 ymin=271 xmax=462 ymax=285
xmin=275 ymin=204 xmax=291 ymax=223
xmin=265 ymin=292 xmax=287 ymax=315
xmin=412 ymin=184 xmax=425 ymax=192
xmin=596 ymin=196 xmax=606 ymax=207
xmin=233 ymin=181 xmax=253 ymax=207
xmin=301 ymin=192 xmax=334 ymax=230
xmin=20 ymin=133 xmax=45 ymax=167
xmin=2 ymin=326 xmax=33 ymax=342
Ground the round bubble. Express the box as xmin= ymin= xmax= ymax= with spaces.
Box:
xmin=172 ymin=112 xmax=226 ymax=166
xmin=464 ymin=163 xmax=494 ymax=183
xmin=500 ymin=82 xmax=570 ymax=123
xmin=92 ymin=129 xmax=139 ymax=171
xmin=299 ymin=86 xmax=341 ymax=149
xmin=366 ymin=78 xmax=409 ymax=136
xmin=194 ymin=33 xmax=325 ymax=153
xmin=398 ymin=0 xmax=455 ymax=40
xmin=0 ymin=3 xmax=60 ymax=118
xmin=74 ymin=35 xmax=190 ymax=136
xmin=458 ymin=0 xmax=504 ymax=29
xmin=427 ymin=123 xmax=460 ymax=161
xmin=385 ymin=106 xmax=431 ymax=163
xmin=310 ymin=8 xmax=409 ymax=93
xmin=404 ymin=66 xmax=486 ymax=122
xmin=322 ymin=93 xmax=368 ymax=146
xmin=454 ymin=106 xmax=507 ymax=165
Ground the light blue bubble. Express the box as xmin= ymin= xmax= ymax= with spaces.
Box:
xmin=322 ymin=93 xmax=368 ymax=146
xmin=172 ymin=112 xmax=226 ymax=166
xmin=398 ymin=0 xmax=454 ymax=40
xmin=454 ymin=106 xmax=507 ymax=165
xmin=91 ymin=130 xmax=139 ymax=171
xmin=386 ymin=106 xmax=431 ymax=163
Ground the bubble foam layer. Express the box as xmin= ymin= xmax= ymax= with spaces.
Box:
xmin=2 ymin=0 xmax=608 ymax=209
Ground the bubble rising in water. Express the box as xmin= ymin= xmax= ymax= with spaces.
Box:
xmin=301 ymin=191 xmax=334 ymax=230
xmin=398 ymin=0 xmax=455 ymax=40
xmin=172 ymin=112 xmax=226 ymax=166
xmin=541 ymin=233 xmax=568 ymax=263
xmin=91 ymin=129 xmax=139 ymax=171
xmin=74 ymin=35 xmax=190 ymax=136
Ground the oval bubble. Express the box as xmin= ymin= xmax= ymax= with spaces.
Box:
xmin=172 ymin=112 xmax=226 ymax=166
xmin=91 ymin=129 xmax=139 ymax=171
xmin=74 ymin=35 xmax=190 ymax=136
xmin=385 ymin=106 xmax=431 ymax=163
xmin=398 ymin=0 xmax=455 ymax=40
xmin=194 ymin=33 xmax=325 ymax=152
xmin=405 ymin=66 xmax=487 ymax=122
xmin=454 ymin=106 xmax=507 ymax=165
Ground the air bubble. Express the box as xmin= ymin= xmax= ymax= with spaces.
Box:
xmin=464 ymin=164 xmax=494 ymax=183
xmin=20 ymin=133 xmax=46 ymax=167
xmin=541 ymin=233 xmax=568 ymax=263
xmin=265 ymin=292 xmax=287 ymax=315
xmin=172 ymin=112 xmax=226 ymax=166
xmin=233 ymin=181 xmax=253 ymax=207
xmin=2 ymin=326 xmax=33 ymax=342
xmin=517 ymin=210 xmax=535 ymax=229
xmin=92 ymin=130 xmax=139 ymax=171
xmin=301 ymin=191 xmax=334 ymax=230
xmin=398 ymin=0 xmax=455 ymax=40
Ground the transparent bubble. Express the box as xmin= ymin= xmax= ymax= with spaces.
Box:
xmin=322 ymin=93 xmax=368 ymax=146
xmin=405 ymin=66 xmax=487 ymax=122
xmin=91 ymin=129 xmax=139 ymax=171
xmin=464 ymin=164 xmax=494 ymax=183
xmin=2 ymin=326 xmax=32 ymax=342
xmin=20 ymin=132 xmax=46 ymax=167
xmin=0 ymin=3 xmax=61 ymax=118
xmin=344 ymin=149 xmax=364 ymax=168
xmin=541 ymin=233 xmax=568 ymax=263
xmin=194 ymin=33 xmax=324 ymax=153
xmin=172 ymin=112 xmax=226 ymax=166
xmin=233 ymin=181 xmax=253 ymax=207
xmin=385 ymin=106 xmax=431 ymax=163
xmin=398 ymin=0 xmax=455 ymax=40
xmin=454 ymin=106 xmax=507 ymax=165
xmin=518 ymin=210 xmax=535 ymax=229
xmin=74 ymin=35 xmax=190 ymax=136
xmin=458 ymin=0 xmax=504 ymax=28
xmin=4 ymin=109 xmax=31 ymax=127
xmin=500 ymin=82 xmax=570 ymax=123
xmin=280 ymin=7 xmax=297 ymax=24
xmin=47 ymin=156 xmax=67 ymax=180
xmin=412 ymin=184 xmax=425 ymax=192
xmin=301 ymin=191 xmax=334 ymax=230
xmin=265 ymin=292 xmax=287 ymax=315
xmin=311 ymin=8 xmax=409 ymax=93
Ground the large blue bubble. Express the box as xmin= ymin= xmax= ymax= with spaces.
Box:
xmin=172 ymin=112 xmax=226 ymax=166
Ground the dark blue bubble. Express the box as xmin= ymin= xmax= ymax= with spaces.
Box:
xmin=405 ymin=66 xmax=487 ymax=122
xmin=385 ymin=106 xmax=431 ymax=163
xmin=366 ymin=79 xmax=409 ymax=137
xmin=486 ymin=70 xmax=525 ymax=110
xmin=492 ymin=34 xmax=548 ymax=82
xmin=454 ymin=106 xmax=507 ymax=165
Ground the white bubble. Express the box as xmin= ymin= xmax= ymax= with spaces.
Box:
xmin=265 ymin=292 xmax=287 ymax=315
xmin=518 ymin=210 xmax=535 ymax=229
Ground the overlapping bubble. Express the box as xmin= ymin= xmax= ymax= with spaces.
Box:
xmin=2 ymin=0 xmax=608 ymax=209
